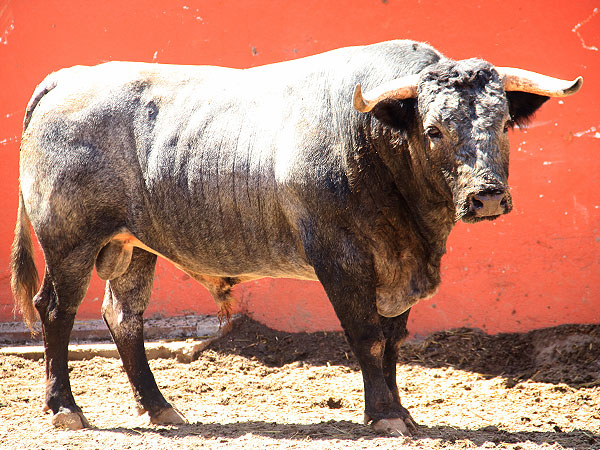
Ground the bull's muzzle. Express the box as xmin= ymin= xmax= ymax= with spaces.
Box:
xmin=469 ymin=189 xmax=510 ymax=218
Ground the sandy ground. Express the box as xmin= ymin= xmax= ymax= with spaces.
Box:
xmin=1 ymin=317 xmax=599 ymax=449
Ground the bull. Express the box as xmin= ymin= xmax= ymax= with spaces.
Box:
xmin=11 ymin=40 xmax=581 ymax=434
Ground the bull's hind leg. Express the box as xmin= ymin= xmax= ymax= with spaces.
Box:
xmin=101 ymin=248 xmax=186 ymax=425
xmin=34 ymin=251 xmax=95 ymax=429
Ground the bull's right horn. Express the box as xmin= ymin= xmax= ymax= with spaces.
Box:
xmin=496 ymin=67 xmax=583 ymax=97
xmin=353 ymin=74 xmax=419 ymax=113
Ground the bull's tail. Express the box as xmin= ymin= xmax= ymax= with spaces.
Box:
xmin=23 ymin=76 xmax=58 ymax=132
xmin=10 ymin=190 xmax=40 ymax=333
xmin=10 ymin=73 xmax=59 ymax=332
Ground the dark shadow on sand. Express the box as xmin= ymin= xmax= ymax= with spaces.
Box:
xmin=206 ymin=316 xmax=600 ymax=387
xmin=95 ymin=420 xmax=600 ymax=449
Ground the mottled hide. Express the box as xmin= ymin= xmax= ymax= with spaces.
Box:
xmin=10 ymin=40 xmax=580 ymax=434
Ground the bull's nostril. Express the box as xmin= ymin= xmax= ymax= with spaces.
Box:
xmin=472 ymin=197 xmax=484 ymax=210
xmin=500 ymin=197 xmax=507 ymax=208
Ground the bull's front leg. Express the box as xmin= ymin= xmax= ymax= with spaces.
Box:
xmin=303 ymin=233 xmax=416 ymax=436
xmin=379 ymin=311 xmax=418 ymax=432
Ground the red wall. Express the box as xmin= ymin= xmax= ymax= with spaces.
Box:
xmin=1 ymin=0 xmax=598 ymax=336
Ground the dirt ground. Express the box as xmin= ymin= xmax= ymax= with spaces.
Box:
xmin=1 ymin=317 xmax=599 ymax=449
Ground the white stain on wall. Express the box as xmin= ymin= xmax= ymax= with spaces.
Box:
xmin=0 ymin=2 xmax=15 ymax=46
xmin=572 ymin=7 xmax=599 ymax=52
xmin=574 ymin=126 xmax=600 ymax=139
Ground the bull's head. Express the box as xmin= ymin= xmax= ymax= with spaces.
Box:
xmin=353 ymin=60 xmax=582 ymax=223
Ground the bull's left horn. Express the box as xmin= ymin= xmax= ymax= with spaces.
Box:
xmin=353 ymin=74 xmax=419 ymax=113
xmin=496 ymin=67 xmax=583 ymax=97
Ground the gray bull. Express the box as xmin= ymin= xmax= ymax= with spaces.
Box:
xmin=11 ymin=40 xmax=581 ymax=434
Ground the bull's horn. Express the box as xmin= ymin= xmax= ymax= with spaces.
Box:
xmin=496 ymin=67 xmax=583 ymax=97
xmin=353 ymin=74 xmax=419 ymax=113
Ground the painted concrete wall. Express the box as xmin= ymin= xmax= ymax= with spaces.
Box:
xmin=0 ymin=0 xmax=598 ymax=336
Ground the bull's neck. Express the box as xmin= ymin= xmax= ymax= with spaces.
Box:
xmin=355 ymin=120 xmax=456 ymax=251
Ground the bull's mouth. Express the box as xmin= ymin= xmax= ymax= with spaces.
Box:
xmin=460 ymin=211 xmax=502 ymax=224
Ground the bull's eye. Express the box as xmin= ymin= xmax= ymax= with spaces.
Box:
xmin=503 ymin=120 xmax=514 ymax=133
xmin=425 ymin=126 xmax=443 ymax=140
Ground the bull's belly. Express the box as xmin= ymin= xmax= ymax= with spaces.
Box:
xmin=109 ymin=232 xmax=318 ymax=282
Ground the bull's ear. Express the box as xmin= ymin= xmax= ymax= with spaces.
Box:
xmin=506 ymin=91 xmax=550 ymax=128
xmin=370 ymin=98 xmax=417 ymax=131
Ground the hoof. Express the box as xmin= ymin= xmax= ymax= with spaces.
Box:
xmin=364 ymin=413 xmax=418 ymax=437
xmin=150 ymin=407 xmax=188 ymax=425
xmin=371 ymin=418 xmax=411 ymax=436
xmin=51 ymin=410 xmax=91 ymax=430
